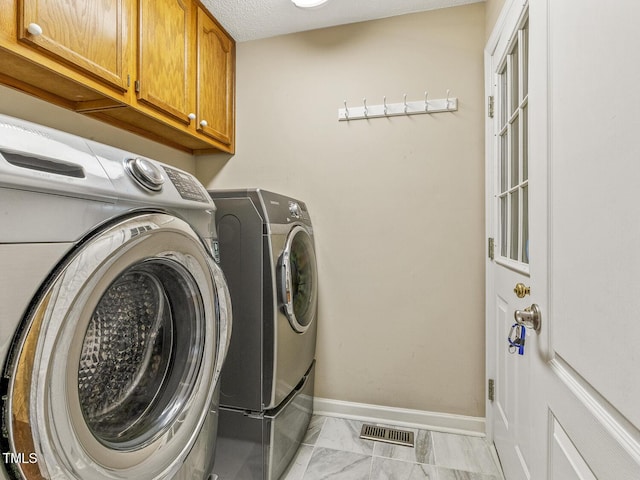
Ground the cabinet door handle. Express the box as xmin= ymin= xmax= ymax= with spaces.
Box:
xmin=27 ymin=23 xmax=43 ymax=36
xmin=188 ymin=113 xmax=196 ymax=121
xmin=199 ymin=120 xmax=208 ymax=127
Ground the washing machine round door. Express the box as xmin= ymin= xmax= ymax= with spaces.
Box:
xmin=4 ymin=213 xmax=231 ymax=480
xmin=279 ymin=225 xmax=318 ymax=333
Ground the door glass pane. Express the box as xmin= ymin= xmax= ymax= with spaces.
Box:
xmin=500 ymin=132 xmax=508 ymax=191
xmin=500 ymin=70 xmax=508 ymax=127
xmin=523 ymin=104 xmax=528 ymax=181
xmin=510 ymin=46 xmax=519 ymax=113
xmin=501 ymin=195 xmax=508 ymax=257
xmin=511 ymin=116 xmax=520 ymax=188
xmin=522 ymin=185 xmax=529 ymax=263
xmin=522 ymin=20 xmax=529 ymax=98
xmin=510 ymin=191 xmax=519 ymax=260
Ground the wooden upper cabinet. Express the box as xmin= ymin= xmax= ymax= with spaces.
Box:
xmin=0 ymin=0 xmax=234 ymax=153
xmin=18 ymin=0 xmax=130 ymax=92
xmin=137 ymin=0 xmax=193 ymax=125
xmin=196 ymin=7 xmax=234 ymax=147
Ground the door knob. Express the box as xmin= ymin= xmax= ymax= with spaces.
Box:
xmin=514 ymin=283 xmax=531 ymax=298
xmin=514 ymin=304 xmax=541 ymax=332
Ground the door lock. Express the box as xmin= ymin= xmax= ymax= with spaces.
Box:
xmin=513 ymin=283 xmax=531 ymax=298
xmin=514 ymin=304 xmax=542 ymax=332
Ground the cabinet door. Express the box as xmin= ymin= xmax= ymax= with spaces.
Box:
xmin=196 ymin=7 xmax=234 ymax=147
xmin=138 ymin=0 xmax=193 ymax=124
xmin=19 ymin=0 xmax=129 ymax=92
xmin=1 ymin=0 xmax=16 ymax=43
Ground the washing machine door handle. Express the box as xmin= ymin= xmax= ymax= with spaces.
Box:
xmin=279 ymin=248 xmax=294 ymax=313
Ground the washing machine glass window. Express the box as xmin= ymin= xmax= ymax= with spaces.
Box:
xmin=5 ymin=213 xmax=226 ymax=479
xmin=78 ymin=258 xmax=204 ymax=450
xmin=280 ymin=225 xmax=318 ymax=333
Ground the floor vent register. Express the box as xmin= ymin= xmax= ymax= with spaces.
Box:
xmin=359 ymin=424 xmax=415 ymax=447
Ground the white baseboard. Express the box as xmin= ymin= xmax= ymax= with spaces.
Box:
xmin=313 ymin=397 xmax=486 ymax=437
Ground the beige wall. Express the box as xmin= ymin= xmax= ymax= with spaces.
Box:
xmin=0 ymin=85 xmax=195 ymax=172
xmin=198 ymin=3 xmax=487 ymax=417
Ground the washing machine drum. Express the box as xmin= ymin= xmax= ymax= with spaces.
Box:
xmin=279 ymin=225 xmax=318 ymax=333
xmin=4 ymin=213 xmax=230 ymax=480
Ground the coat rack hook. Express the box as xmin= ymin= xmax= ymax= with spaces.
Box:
xmin=363 ymin=97 xmax=368 ymax=117
xmin=344 ymin=100 xmax=349 ymax=120
xmin=446 ymin=89 xmax=451 ymax=109
xmin=424 ymin=91 xmax=429 ymax=112
xmin=403 ymin=93 xmax=408 ymax=114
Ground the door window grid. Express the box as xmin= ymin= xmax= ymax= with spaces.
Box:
xmin=497 ymin=19 xmax=529 ymax=265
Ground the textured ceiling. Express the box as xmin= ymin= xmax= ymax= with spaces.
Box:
xmin=201 ymin=0 xmax=484 ymax=42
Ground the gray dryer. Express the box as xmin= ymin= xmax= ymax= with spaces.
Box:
xmin=209 ymin=189 xmax=318 ymax=480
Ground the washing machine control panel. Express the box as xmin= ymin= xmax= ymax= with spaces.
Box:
xmin=163 ymin=166 xmax=209 ymax=203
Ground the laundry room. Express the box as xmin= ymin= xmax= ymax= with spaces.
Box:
xmin=1 ymin=0 xmax=639 ymax=479
xmin=0 ymin=0 xmax=488 ymax=472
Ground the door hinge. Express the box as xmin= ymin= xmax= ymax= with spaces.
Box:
xmin=487 ymin=95 xmax=494 ymax=118
xmin=127 ymin=74 xmax=131 ymax=87
xmin=488 ymin=237 xmax=495 ymax=260
xmin=134 ymin=80 xmax=140 ymax=93
xmin=488 ymin=379 xmax=495 ymax=402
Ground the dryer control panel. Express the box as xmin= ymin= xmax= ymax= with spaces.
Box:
xmin=260 ymin=190 xmax=311 ymax=225
xmin=288 ymin=201 xmax=301 ymax=218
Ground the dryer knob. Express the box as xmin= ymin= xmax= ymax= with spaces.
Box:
xmin=289 ymin=202 xmax=301 ymax=218
xmin=125 ymin=157 xmax=165 ymax=191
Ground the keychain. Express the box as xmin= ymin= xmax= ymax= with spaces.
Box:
xmin=508 ymin=323 xmax=526 ymax=355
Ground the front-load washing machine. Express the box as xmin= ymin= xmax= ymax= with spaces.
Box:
xmin=0 ymin=114 xmax=231 ymax=480
xmin=209 ymin=189 xmax=317 ymax=480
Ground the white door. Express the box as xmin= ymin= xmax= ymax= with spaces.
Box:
xmin=485 ymin=3 xmax=532 ymax=478
xmin=487 ymin=1 xmax=640 ymax=479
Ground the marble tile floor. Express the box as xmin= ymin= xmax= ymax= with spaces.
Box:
xmin=280 ymin=416 xmax=505 ymax=480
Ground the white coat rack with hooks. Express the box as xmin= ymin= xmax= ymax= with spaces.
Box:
xmin=339 ymin=90 xmax=457 ymax=122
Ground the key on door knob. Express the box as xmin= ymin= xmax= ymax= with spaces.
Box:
xmin=514 ymin=304 xmax=542 ymax=332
